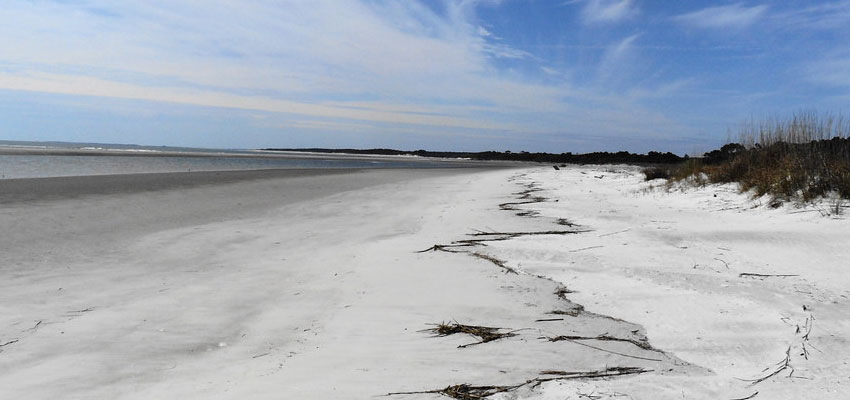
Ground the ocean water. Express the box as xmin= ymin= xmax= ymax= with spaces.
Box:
xmin=0 ymin=141 xmax=473 ymax=179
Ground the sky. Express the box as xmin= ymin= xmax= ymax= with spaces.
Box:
xmin=1 ymin=1 xmax=849 ymax=154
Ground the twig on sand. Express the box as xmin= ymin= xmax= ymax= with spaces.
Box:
xmin=418 ymin=229 xmax=587 ymax=274
xmin=598 ymin=229 xmax=630 ymax=238
xmin=800 ymin=315 xmax=819 ymax=359
xmin=739 ymin=273 xmax=799 ymax=278
xmin=422 ymin=322 xmax=518 ymax=348
xmin=538 ymin=366 xmax=651 ymax=380
xmin=470 ymin=230 xmax=587 ymax=238
xmin=0 ymin=339 xmax=19 ymax=348
xmin=548 ymin=334 xmax=655 ymax=351
xmin=387 ymin=367 xmax=652 ymax=399
xmin=25 ymin=320 xmax=42 ymax=332
xmin=569 ymin=245 xmax=604 ymax=253
xmin=547 ymin=336 xmax=664 ymax=362
xmin=419 ymin=229 xmax=585 ymax=253
xmin=742 ymin=346 xmax=794 ymax=386
xmin=741 ymin=314 xmax=816 ymax=386
xmin=731 ymin=392 xmax=759 ymax=400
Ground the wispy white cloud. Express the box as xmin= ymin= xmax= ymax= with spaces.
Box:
xmin=771 ymin=1 xmax=850 ymax=30
xmin=597 ymin=34 xmax=641 ymax=83
xmin=0 ymin=71 xmax=513 ymax=130
xmin=0 ymin=1 xmax=548 ymax=128
xmin=540 ymin=66 xmax=561 ymax=76
xmin=581 ymin=0 xmax=637 ymax=24
xmin=805 ymin=55 xmax=850 ymax=88
xmin=672 ymin=3 xmax=768 ymax=29
xmin=626 ymin=79 xmax=695 ymax=100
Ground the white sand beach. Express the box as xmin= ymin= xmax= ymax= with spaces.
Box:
xmin=1 ymin=166 xmax=848 ymax=399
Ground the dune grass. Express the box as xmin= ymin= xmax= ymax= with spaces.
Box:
xmin=645 ymin=112 xmax=850 ymax=207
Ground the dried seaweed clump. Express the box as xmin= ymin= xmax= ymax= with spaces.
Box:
xmin=388 ymin=383 xmax=518 ymax=400
xmin=425 ymin=322 xmax=517 ymax=348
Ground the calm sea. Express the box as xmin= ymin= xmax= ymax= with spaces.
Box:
xmin=0 ymin=141 xmax=475 ymax=179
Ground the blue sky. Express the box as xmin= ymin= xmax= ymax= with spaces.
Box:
xmin=1 ymin=1 xmax=848 ymax=154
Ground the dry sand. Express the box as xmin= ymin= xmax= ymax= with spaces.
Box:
xmin=487 ymin=166 xmax=850 ymax=399
xmin=1 ymin=166 xmax=847 ymax=399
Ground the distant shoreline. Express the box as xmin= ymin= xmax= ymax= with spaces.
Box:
xmin=265 ymin=147 xmax=685 ymax=165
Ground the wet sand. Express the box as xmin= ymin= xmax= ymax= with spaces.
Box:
xmin=0 ymin=168 xmax=483 ymax=267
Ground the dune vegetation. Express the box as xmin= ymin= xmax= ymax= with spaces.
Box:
xmin=645 ymin=112 xmax=850 ymax=207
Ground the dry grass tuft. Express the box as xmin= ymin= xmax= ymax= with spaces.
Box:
xmin=438 ymin=384 xmax=515 ymax=399
xmin=424 ymin=321 xmax=517 ymax=348
xmin=549 ymin=308 xmax=583 ymax=317
xmin=554 ymin=286 xmax=574 ymax=300
xmin=388 ymin=383 xmax=519 ymax=399
xmin=555 ymin=218 xmax=577 ymax=227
